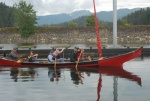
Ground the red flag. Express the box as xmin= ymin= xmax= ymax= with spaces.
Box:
xmin=93 ymin=0 xmax=102 ymax=58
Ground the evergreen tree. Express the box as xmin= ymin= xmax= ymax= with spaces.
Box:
xmin=86 ymin=15 xmax=95 ymax=26
xmin=0 ymin=2 xmax=15 ymax=27
xmin=14 ymin=0 xmax=37 ymax=37
xmin=68 ymin=21 xmax=78 ymax=26
xmin=120 ymin=7 xmax=150 ymax=25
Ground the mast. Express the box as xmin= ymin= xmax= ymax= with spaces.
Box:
xmin=113 ymin=0 xmax=117 ymax=48
xmin=93 ymin=0 xmax=102 ymax=58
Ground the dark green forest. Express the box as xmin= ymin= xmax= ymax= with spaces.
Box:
xmin=0 ymin=2 xmax=150 ymax=28
xmin=54 ymin=15 xmax=112 ymax=26
xmin=0 ymin=2 xmax=15 ymax=27
xmin=118 ymin=8 xmax=150 ymax=25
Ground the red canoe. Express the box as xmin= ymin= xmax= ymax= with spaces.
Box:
xmin=0 ymin=47 xmax=142 ymax=68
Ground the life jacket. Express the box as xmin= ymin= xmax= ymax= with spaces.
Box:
xmin=28 ymin=56 xmax=36 ymax=62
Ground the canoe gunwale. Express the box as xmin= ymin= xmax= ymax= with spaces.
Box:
xmin=0 ymin=47 xmax=142 ymax=68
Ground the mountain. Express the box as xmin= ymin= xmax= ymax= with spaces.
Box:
xmin=69 ymin=10 xmax=91 ymax=19
xmin=37 ymin=13 xmax=72 ymax=25
xmin=37 ymin=8 xmax=140 ymax=26
xmin=37 ymin=10 xmax=91 ymax=26
xmin=97 ymin=8 xmax=140 ymax=22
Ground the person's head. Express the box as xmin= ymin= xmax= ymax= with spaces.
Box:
xmin=87 ymin=55 xmax=92 ymax=59
xmin=55 ymin=47 xmax=59 ymax=52
xmin=49 ymin=50 xmax=53 ymax=55
xmin=74 ymin=46 xmax=79 ymax=52
xmin=13 ymin=48 xmax=17 ymax=52
xmin=30 ymin=51 xmax=34 ymax=56
xmin=77 ymin=48 xmax=81 ymax=52
xmin=87 ymin=55 xmax=91 ymax=58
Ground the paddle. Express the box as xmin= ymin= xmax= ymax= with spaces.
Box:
xmin=3 ymin=50 xmax=6 ymax=57
xmin=54 ymin=57 xmax=57 ymax=77
xmin=75 ymin=49 xmax=84 ymax=78
xmin=17 ymin=54 xmax=29 ymax=63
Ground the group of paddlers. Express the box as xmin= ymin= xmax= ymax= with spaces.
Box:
xmin=9 ymin=48 xmax=38 ymax=62
xmin=8 ymin=46 xmax=94 ymax=63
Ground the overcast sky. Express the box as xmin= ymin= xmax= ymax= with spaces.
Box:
xmin=1 ymin=0 xmax=150 ymax=16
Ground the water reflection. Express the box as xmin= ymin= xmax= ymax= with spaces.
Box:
xmin=77 ymin=66 xmax=141 ymax=101
xmin=10 ymin=68 xmax=38 ymax=82
xmin=70 ymin=68 xmax=83 ymax=85
xmin=48 ymin=69 xmax=61 ymax=82
xmin=97 ymin=66 xmax=141 ymax=101
xmin=0 ymin=66 xmax=142 ymax=101
xmin=10 ymin=68 xmax=18 ymax=82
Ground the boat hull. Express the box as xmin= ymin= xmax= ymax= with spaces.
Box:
xmin=98 ymin=47 xmax=142 ymax=67
xmin=0 ymin=47 xmax=142 ymax=68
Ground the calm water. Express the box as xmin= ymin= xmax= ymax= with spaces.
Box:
xmin=0 ymin=57 xmax=150 ymax=101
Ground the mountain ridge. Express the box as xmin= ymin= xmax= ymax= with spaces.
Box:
xmin=37 ymin=8 xmax=140 ymax=26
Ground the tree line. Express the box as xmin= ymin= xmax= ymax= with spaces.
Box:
xmin=0 ymin=2 xmax=15 ymax=27
xmin=0 ymin=0 xmax=37 ymax=37
xmin=118 ymin=8 xmax=150 ymax=25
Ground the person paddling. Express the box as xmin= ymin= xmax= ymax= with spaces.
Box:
xmin=48 ymin=50 xmax=54 ymax=62
xmin=28 ymin=51 xmax=38 ymax=62
xmin=70 ymin=47 xmax=84 ymax=62
xmin=70 ymin=47 xmax=79 ymax=62
xmin=53 ymin=47 xmax=65 ymax=62
xmin=9 ymin=48 xmax=19 ymax=61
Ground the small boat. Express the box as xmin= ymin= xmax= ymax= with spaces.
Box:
xmin=0 ymin=46 xmax=142 ymax=68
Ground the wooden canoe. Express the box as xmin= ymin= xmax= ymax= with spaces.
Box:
xmin=0 ymin=47 xmax=142 ymax=68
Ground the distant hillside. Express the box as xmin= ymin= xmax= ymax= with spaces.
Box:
xmin=56 ymin=16 xmax=87 ymax=26
xmin=97 ymin=8 xmax=140 ymax=21
xmin=37 ymin=13 xmax=72 ymax=25
xmin=37 ymin=10 xmax=91 ymax=26
xmin=118 ymin=7 xmax=150 ymax=25
xmin=37 ymin=8 xmax=140 ymax=26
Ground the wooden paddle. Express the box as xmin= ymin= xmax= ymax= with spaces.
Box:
xmin=75 ymin=49 xmax=84 ymax=77
xmin=54 ymin=57 xmax=57 ymax=77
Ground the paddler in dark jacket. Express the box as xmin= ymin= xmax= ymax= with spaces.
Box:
xmin=70 ymin=47 xmax=79 ymax=62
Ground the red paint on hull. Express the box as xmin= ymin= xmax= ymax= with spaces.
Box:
xmin=0 ymin=47 xmax=142 ymax=68
xmin=98 ymin=47 xmax=142 ymax=67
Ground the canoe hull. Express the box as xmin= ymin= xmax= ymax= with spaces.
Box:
xmin=99 ymin=47 xmax=142 ymax=67
xmin=0 ymin=47 xmax=142 ymax=68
